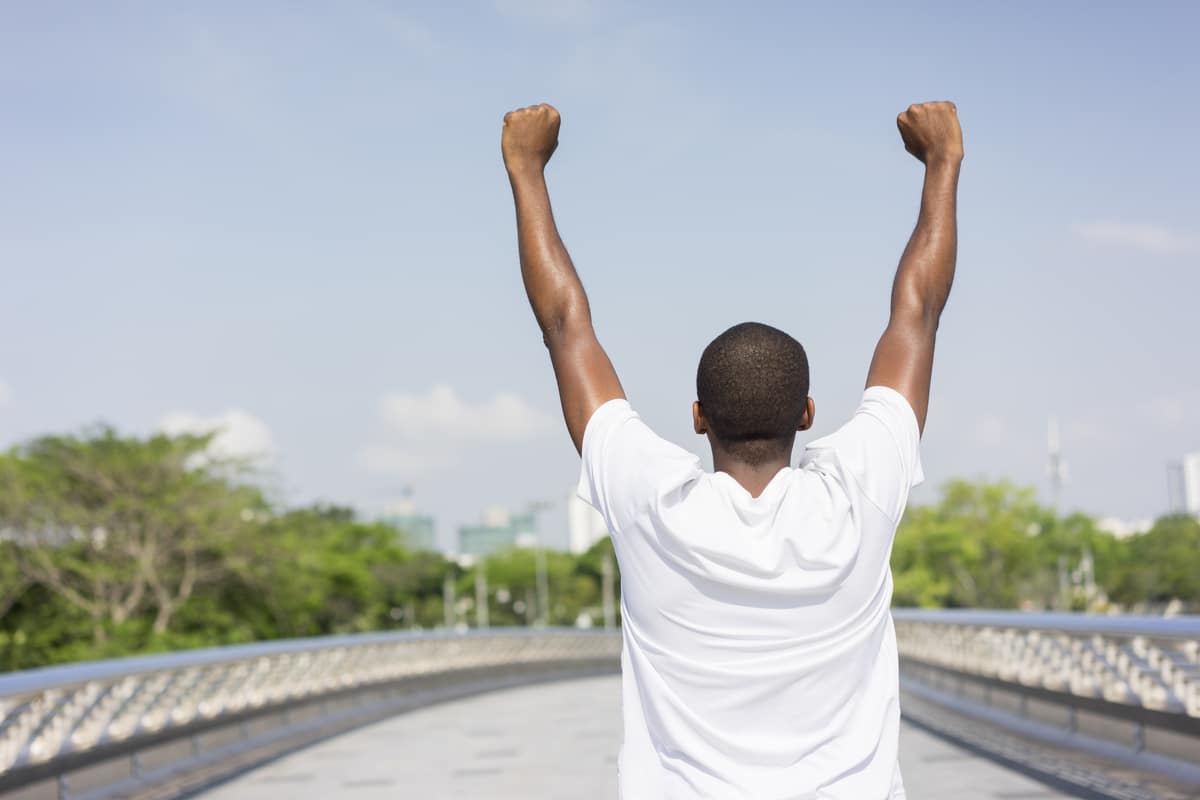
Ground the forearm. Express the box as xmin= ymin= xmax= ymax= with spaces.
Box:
xmin=509 ymin=167 xmax=591 ymax=338
xmin=891 ymin=161 xmax=960 ymax=324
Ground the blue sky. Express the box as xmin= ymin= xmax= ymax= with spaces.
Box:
xmin=2 ymin=1 xmax=1197 ymax=550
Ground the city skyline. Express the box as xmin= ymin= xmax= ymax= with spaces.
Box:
xmin=2 ymin=2 xmax=1198 ymax=544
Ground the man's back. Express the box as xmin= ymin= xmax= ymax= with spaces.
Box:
xmin=502 ymin=100 xmax=961 ymax=798
xmin=579 ymin=387 xmax=923 ymax=799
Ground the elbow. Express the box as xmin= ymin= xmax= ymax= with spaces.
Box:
xmin=539 ymin=304 xmax=591 ymax=348
xmin=892 ymin=281 xmax=947 ymax=332
xmin=541 ymin=318 xmax=568 ymax=348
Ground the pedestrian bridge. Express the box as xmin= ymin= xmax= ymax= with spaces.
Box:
xmin=197 ymin=674 xmax=1092 ymax=800
xmin=0 ymin=612 xmax=1197 ymax=800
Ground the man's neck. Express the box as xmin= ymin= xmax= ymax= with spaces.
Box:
xmin=711 ymin=453 xmax=791 ymax=499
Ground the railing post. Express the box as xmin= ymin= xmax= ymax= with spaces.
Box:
xmin=57 ymin=774 xmax=70 ymax=800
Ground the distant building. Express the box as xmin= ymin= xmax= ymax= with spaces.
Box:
xmin=1184 ymin=452 xmax=1200 ymax=515
xmin=567 ymin=489 xmax=609 ymax=554
xmin=458 ymin=507 xmax=538 ymax=557
xmin=384 ymin=514 xmax=437 ymax=551
xmin=1095 ymin=517 xmax=1153 ymax=540
xmin=380 ymin=498 xmax=437 ymax=551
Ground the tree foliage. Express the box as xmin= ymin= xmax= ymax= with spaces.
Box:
xmin=893 ymin=479 xmax=1200 ymax=613
xmin=0 ymin=427 xmax=1196 ymax=672
xmin=0 ymin=429 xmax=263 ymax=649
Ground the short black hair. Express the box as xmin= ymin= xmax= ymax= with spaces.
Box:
xmin=696 ymin=322 xmax=810 ymax=466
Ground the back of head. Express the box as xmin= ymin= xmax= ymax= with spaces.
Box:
xmin=696 ymin=322 xmax=810 ymax=466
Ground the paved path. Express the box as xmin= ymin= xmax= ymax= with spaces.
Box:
xmin=200 ymin=675 xmax=1072 ymax=799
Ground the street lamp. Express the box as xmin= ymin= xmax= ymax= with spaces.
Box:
xmin=474 ymin=560 xmax=489 ymax=629
xmin=527 ymin=501 xmax=552 ymax=625
xmin=451 ymin=554 xmax=487 ymax=630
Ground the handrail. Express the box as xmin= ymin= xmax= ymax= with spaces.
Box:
xmin=0 ymin=627 xmax=622 ymax=800
xmin=0 ymin=626 xmax=595 ymax=697
xmin=892 ymin=609 xmax=1200 ymax=793
xmin=892 ymin=608 xmax=1200 ymax=640
xmin=2 ymin=612 xmax=1198 ymax=799
xmin=892 ymin=609 xmax=1200 ymax=717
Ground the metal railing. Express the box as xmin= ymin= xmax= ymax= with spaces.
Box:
xmin=0 ymin=628 xmax=621 ymax=800
xmin=893 ymin=609 xmax=1200 ymax=717
xmin=892 ymin=609 xmax=1200 ymax=795
xmin=3 ymin=612 xmax=1198 ymax=799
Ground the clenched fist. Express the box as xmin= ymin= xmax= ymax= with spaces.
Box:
xmin=502 ymin=103 xmax=560 ymax=176
xmin=897 ymin=102 xmax=963 ymax=166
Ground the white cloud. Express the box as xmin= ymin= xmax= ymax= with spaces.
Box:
xmin=158 ymin=409 xmax=277 ymax=464
xmin=377 ymin=384 xmax=552 ymax=443
xmin=357 ymin=444 xmax=458 ymax=478
xmin=1071 ymin=221 xmax=1198 ymax=256
xmin=360 ymin=385 xmax=554 ymax=478
xmin=494 ymin=0 xmax=592 ymax=24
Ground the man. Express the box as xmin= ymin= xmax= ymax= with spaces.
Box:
xmin=502 ymin=101 xmax=962 ymax=799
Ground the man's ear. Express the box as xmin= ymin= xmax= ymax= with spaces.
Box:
xmin=798 ymin=397 xmax=816 ymax=431
xmin=693 ymin=401 xmax=707 ymax=435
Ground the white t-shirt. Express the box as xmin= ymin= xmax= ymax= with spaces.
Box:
xmin=577 ymin=385 xmax=924 ymax=800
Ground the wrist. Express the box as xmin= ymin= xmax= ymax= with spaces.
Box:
xmin=506 ymin=160 xmax=546 ymax=183
xmin=924 ymin=152 xmax=963 ymax=173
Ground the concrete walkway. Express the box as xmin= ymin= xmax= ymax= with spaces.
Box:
xmin=200 ymin=675 xmax=1072 ymax=799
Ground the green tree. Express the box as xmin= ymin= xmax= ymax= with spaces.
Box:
xmin=0 ymin=429 xmax=264 ymax=647
xmin=1109 ymin=515 xmax=1200 ymax=607
xmin=217 ymin=505 xmax=417 ymax=638
xmin=1028 ymin=512 xmax=1120 ymax=610
xmin=892 ymin=480 xmax=1048 ymax=608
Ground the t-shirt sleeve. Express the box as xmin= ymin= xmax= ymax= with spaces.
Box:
xmin=576 ymin=399 xmax=703 ymax=536
xmin=802 ymin=385 xmax=924 ymax=522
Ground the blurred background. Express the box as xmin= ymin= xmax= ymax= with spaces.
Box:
xmin=0 ymin=3 xmax=1197 ymax=799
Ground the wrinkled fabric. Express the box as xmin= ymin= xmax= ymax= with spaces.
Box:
xmin=578 ymin=386 xmax=923 ymax=799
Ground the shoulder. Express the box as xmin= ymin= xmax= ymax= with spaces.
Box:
xmin=861 ymin=384 xmax=922 ymax=434
xmin=582 ymin=399 xmax=697 ymax=471
xmin=580 ymin=398 xmax=638 ymax=452
xmin=798 ymin=385 xmax=924 ymax=522
xmin=577 ymin=400 xmax=703 ymax=532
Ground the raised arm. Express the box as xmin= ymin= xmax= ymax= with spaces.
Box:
xmin=502 ymin=103 xmax=624 ymax=453
xmin=866 ymin=101 xmax=963 ymax=434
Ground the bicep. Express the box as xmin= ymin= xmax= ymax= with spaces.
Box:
xmin=865 ymin=312 xmax=937 ymax=435
xmin=546 ymin=322 xmax=625 ymax=453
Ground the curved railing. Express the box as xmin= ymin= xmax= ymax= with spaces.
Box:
xmin=893 ymin=609 xmax=1200 ymax=716
xmin=3 ymin=612 xmax=1198 ymax=799
xmin=892 ymin=609 xmax=1200 ymax=794
xmin=0 ymin=628 xmax=621 ymax=800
